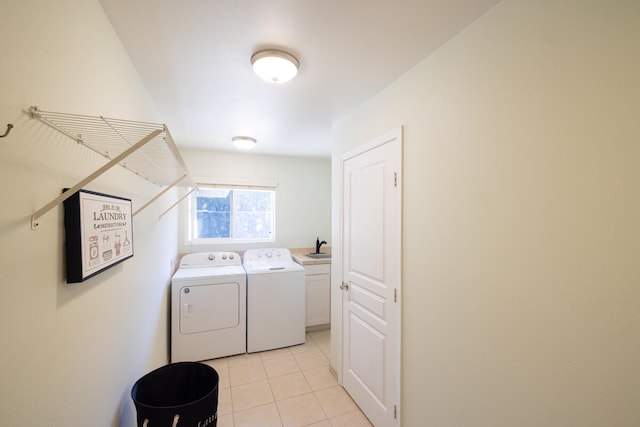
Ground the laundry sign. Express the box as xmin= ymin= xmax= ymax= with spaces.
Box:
xmin=63 ymin=189 xmax=134 ymax=283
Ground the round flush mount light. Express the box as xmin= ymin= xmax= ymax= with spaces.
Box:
xmin=251 ymin=49 xmax=299 ymax=83
xmin=232 ymin=136 xmax=257 ymax=150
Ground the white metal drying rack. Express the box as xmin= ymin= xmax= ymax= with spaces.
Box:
xmin=29 ymin=106 xmax=197 ymax=230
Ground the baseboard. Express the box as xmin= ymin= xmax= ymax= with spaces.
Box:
xmin=305 ymin=324 xmax=330 ymax=332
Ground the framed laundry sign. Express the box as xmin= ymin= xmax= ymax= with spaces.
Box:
xmin=63 ymin=189 xmax=134 ymax=283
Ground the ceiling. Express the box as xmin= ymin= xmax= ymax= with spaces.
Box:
xmin=99 ymin=0 xmax=500 ymax=157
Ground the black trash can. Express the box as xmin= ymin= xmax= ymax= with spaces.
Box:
xmin=131 ymin=362 xmax=219 ymax=427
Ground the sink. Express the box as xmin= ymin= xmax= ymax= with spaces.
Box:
xmin=307 ymin=252 xmax=331 ymax=259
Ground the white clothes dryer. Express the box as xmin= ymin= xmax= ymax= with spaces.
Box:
xmin=171 ymin=252 xmax=246 ymax=362
xmin=243 ymin=248 xmax=306 ymax=353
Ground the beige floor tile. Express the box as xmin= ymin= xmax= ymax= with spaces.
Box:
xmin=218 ymin=387 xmax=233 ymax=416
xmin=227 ymin=352 xmax=263 ymax=367
xmin=315 ymin=386 xmax=358 ymax=418
xmin=216 ymin=413 xmax=235 ymax=427
xmin=293 ymin=349 xmax=329 ymax=370
xmin=216 ymin=367 xmax=231 ymax=390
xmin=320 ymin=347 xmax=331 ymax=360
xmin=310 ymin=329 xmax=331 ymax=367
xmin=303 ymin=366 xmax=338 ymax=391
xmin=289 ymin=336 xmax=319 ymax=354
xmin=229 ymin=361 xmax=267 ymax=386
xmin=233 ymin=403 xmax=282 ymax=427
xmin=231 ymin=380 xmax=273 ymax=412
xmin=203 ymin=332 xmax=338 ymax=426
xmin=309 ymin=329 xmax=330 ymax=347
xmin=204 ymin=357 xmax=230 ymax=371
xmin=263 ymin=353 xmax=301 ymax=378
xmin=260 ymin=347 xmax=292 ymax=361
xmin=269 ymin=371 xmax=312 ymax=400
xmin=276 ymin=393 xmax=327 ymax=427
xmin=329 ymin=409 xmax=373 ymax=427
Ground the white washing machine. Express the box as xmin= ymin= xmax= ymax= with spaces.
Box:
xmin=243 ymin=248 xmax=306 ymax=353
xmin=171 ymin=252 xmax=246 ymax=362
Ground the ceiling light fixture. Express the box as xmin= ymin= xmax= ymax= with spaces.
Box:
xmin=251 ymin=49 xmax=299 ymax=83
xmin=232 ymin=136 xmax=257 ymax=150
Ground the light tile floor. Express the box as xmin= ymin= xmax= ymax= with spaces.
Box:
xmin=202 ymin=329 xmax=372 ymax=427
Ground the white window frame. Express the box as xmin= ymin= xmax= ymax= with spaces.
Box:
xmin=186 ymin=178 xmax=277 ymax=245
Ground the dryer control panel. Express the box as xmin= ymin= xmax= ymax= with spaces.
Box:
xmin=179 ymin=252 xmax=242 ymax=268
xmin=243 ymin=248 xmax=292 ymax=263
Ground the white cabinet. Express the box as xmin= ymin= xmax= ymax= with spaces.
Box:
xmin=304 ymin=263 xmax=331 ymax=327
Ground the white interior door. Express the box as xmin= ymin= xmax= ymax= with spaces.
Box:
xmin=341 ymin=128 xmax=402 ymax=427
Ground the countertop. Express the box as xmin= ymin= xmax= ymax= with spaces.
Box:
xmin=290 ymin=247 xmax=332 ymax=266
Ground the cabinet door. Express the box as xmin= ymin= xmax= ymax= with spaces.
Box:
xmin=306 ymin=273 xmax=330 ymax=326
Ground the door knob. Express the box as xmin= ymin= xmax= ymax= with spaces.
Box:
xmin=340 ymin=281 xmax=349 ymax=291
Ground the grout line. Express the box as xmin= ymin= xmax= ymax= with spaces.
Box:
xmin=218 ymin=329 xmax=336 ymax=426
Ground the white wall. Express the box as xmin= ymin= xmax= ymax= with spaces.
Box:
xmin=0 ymin=1 xmax=177 ymax=426
xmin=179 ymin=149 xmax=331 ymax=253
xmin=332 ymin=0 xmax=640 ymax=426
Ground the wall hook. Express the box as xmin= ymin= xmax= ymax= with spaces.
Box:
xmin=0 ymin=124 xmax=14 ymax=138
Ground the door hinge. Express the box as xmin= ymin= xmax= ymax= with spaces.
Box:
xmin=394 ymin=172 xmax=398 ymax=187
xmin=393 ymin=288 xmax=397 ymax=303
xmin=393 ymin=403 xmax=397 ymax=419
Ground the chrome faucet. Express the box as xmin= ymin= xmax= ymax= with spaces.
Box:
xmin=315 ymin=237 xmax=327 ymax=254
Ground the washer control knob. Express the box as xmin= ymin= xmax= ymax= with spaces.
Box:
xmin=208 ymin=254 xmax=215 ymax=260
xmin=266 ymin=251 xmax=272 ymax=258
xmin=229 ymin=254 xmax=235 ymax=260
xmin=222 ymin=254 xmax=227 ymax=260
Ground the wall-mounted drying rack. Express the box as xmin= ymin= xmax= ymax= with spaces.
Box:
xmin=29 ymin=106 xmax=196 ymax=230
xmin=1 ymin=123 xmax=13 ymax=138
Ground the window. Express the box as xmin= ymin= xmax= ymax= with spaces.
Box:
xmin=188 ymin=185 xmax=275 ymax=243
